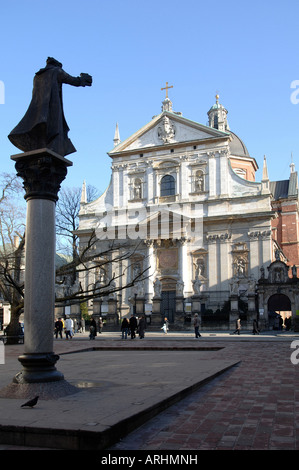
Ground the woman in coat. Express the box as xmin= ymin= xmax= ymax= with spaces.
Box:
xmin=121 ymin=317 xmax=129 ymax=339
xmin=138 ymin=315 xmax=146 ymax=339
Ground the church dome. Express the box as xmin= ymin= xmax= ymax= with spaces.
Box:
xmin=229 ymin=131 xmax=250 ymax=157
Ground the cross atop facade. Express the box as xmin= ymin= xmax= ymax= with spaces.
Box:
xmin=161 ymin=81 xmax=173 ymax=99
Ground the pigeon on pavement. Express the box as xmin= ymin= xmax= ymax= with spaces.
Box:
xmin=20 ymin=396 xmax=39 ymax=408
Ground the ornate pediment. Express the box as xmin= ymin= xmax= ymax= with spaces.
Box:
xmin=109 ymin=112 xmax=230 ymax=155
xmin=267 ymin=260 xmax=290 ymax=284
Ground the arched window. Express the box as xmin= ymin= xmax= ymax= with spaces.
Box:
xmin=160 ymin=174 xmax=175 ymax=197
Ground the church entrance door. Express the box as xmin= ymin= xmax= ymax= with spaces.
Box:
xmin=161 ymin=291 xmax=176 ymax=323
xmin=267 ymin=293 xmax=292 ymax=330
xmin=268 ymin=293 xmax=291 ymax=312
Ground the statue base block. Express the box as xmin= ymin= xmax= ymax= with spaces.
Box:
xmin=0 ymin=379 xmax=79 ymax=400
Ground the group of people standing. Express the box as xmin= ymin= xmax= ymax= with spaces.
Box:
xmin=54 ymin=316 xmax=104 ymax=340
xmin=55 ymin=313 xmax=293 ymax=341
xmin=54 ymin=316 xmax=75 ymax=340
xmin=121 ymin=314 xmax=146 ymax=339
xmin=89 ymin=316 xmax=104 ymax=340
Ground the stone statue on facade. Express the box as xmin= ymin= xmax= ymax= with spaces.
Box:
xmin=230 ymin=279 xmax=239 ymax=295
xmin=8 ymin=57 xmax=92 ymax=156
xmin=176 ymin=278 xmax=184 ymax=296
xmin=192 ymin=278 xmax=202 ymax=295
xmin=153 ymin=278 xmax=162 ymax=297
xmin=157 ymin=116 xmax=175 ymax=144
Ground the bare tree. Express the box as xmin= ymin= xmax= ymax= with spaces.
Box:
xmin=56 ymin=184 xmax=100 ymax=259
xmin=55 ymin=230 xmax=149 ymax=305
xmin=0 ymin=180 xmax=149 ymax=342
xmin=0 ymin=173 xmax=26 ymax=343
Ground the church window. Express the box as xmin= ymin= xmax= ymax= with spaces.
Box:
xmin=160 ymin=174 xmax=175 ymax=196
xmin=214 ymin=115 xmax=218 ymax=129
xmin=234 ymin=168 xmax=246 ymax=179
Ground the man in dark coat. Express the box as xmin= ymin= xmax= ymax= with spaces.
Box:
xmin=129 ymin=314 xmax=138 ymax=339
xmin=54 ymin=317 xmax=63 ymax=339
xmin=138 ymin=315 xmax=146 ymax=339
xmin=8 ymin=57 xmax=92 ymax=156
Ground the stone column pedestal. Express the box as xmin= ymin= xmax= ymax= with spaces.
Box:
xmin=191 ymin=295 xmax=201 ymax=314
xmin=106 ymin=298 xmax=118 ymax=326
xmin=11 ymin=149 xmax=72 ymax=385
xmin=136 ymin=297 xmax=145 ymax=315
xmin=92 ymin=298 xmax=102 ymax=316
xmin=229 ymin=295 xmax=239 ymax=330
xmin=247 ymin=294 xmax=257 ymax=328
xmin=151 ymin=297 xmax=162 ymax=325
xmin=175 ymin=296 xmax=185 ymax=325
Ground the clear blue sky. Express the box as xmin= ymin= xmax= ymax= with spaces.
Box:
xmin=1 ymin=0 xmax=299 ymax=194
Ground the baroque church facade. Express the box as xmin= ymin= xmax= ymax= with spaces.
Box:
xmin=77 ymin=91 xmax=299 ymax=330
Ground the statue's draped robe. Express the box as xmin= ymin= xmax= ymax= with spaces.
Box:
xmin=8 ymin=65 xmax=83 ymax=157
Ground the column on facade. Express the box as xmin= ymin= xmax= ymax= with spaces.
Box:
xmin=248 ymin=231 xmax=261 ymax=280
xmin=123 ymin=257 xmax=131 ymax=306
xmin=207 ymin=234 xmax=218 ymax=290
xmin=208 ymin=152 xmax=216 ymax=198
xmin=122 ymin=166 xmax=128 ymax=205
xmin=112 ymin=166 xmax=119 ymax=208
xmin=219 ymin=233 xmax=231 ymax=292
xmin=180 ymin=157 xmax=189 ymax=200
xmin=178 ymin=238 xmax=191 ymax=296
xmin=219 ymin=149 xmax=229 ymax=197
xmin=154 ymin=168 xmax=158 ymax=203
xmin=260 ymin=229 xmax=272 ymax=268
xmin=118 ymin=167 xmax=124 ymax=207
xmin=146 ymin=163 xmax=154 ymax=203
xmin=145 ymin=240 xmax=155 ymax=301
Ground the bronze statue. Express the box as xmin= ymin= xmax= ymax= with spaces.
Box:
xmin=8 ymin=57 xmax=92 ymax=157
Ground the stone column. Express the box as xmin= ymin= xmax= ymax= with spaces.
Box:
xmin=144 ymin=239 xmax=155 ymax=302
xmin=178 ymin=238 xmax=190 ymax=296
xmin=229 ymin=295 xmax=239 ymax=330
xmin=11 ymin=149 xmax=72 ymax=384
xmin=107 ymin=298 xmax=118 ymax=326
xmin=208 ymin=152 xmax=216 ymax=198
xmin=92 ymin=297 xmax=102 ymax=317
xmin=151 ymin=297 xmax=162 ymax=325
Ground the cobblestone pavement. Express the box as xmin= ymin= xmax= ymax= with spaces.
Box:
xmin=110 ymin=337 xmax=299 ymax=450
xmin=0 ymin=332 xmax=298 ymax=451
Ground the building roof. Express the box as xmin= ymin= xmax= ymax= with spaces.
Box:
xmin=229 ymin=131 xmax=250 ymax=157
xmin=270 ymin=171 xmax=299 ymax=200
xmin=270 ymin=180 xmax=290 ymax=200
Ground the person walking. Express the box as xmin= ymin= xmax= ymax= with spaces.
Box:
xmin=98 ymin=317 xmax=103 ymax=334
xmin=121 ymin=317 xmax=129 ymax=339
xmin=193 ymin=313 xmax=201 ymax=338
xmin=64 ymin=316 xmax=73 ymax=340
xmin=89 ymin=317 xmax=97 ymax=340
xmin=129 ymin=314 xmax=138 ymax=339
xmin=232 ymin=318 xmax=241 ymax=335
xmin=81 ymin=317 xmax=85 ymax=333
xmin=252 ymin=318 xmax=260 ymax=335
xmin=161 ymin=317 xmax=169 ymax=335
xmin=54 ymin=318 xmax=63 ymax=339
xmin=138 ymin=315 xmax=146 ymax=339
